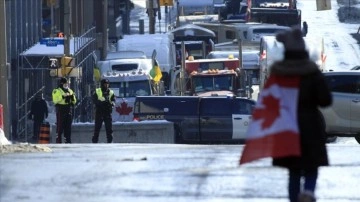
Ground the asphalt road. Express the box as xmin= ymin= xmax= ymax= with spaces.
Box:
xmin=1 ymin=141 xmax=360 ymax=202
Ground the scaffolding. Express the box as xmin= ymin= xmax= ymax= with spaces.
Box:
xmin=16 ymin=27 xmax=97 ymax=141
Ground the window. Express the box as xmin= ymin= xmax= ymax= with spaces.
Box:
xmin=233 ymin=99 xmax=255 ymax=115
xmin=225 ymin=30 xmax=236 ymax=40
xmin=252 ymin=28 xmax=286 ymax=34
xmin=127 ymin=81 xmax=151 ymax=97
xmin=112 ymin=63 xmax=138 ymax=71
xmin=193 ymin=75 xmax=234 ymax=92
xmin=200 ymin=99 xmax=231 ymax=116
xmin=325 ymin=75 xmax=359 ymax=94
xmin=138 ymin=98 xmax=198 ymax=115
xmin=110 ymin=80 xmax=151 ymax=98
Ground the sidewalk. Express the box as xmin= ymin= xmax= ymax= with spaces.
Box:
xmin=130 ymin=0 xmax=178 ymax=35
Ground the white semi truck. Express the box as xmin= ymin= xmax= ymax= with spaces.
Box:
xmin=97 ymin=51 xmax=162 ymax=122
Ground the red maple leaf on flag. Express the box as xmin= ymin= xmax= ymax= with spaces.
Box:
xmin=116 ymin=102 xmax=133 ymax=115
xmin=252 ymin=94 xmax=281 ymax=129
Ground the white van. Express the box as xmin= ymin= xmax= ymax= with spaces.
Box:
xmin=259 ymin=35 xmax=327 ymax=90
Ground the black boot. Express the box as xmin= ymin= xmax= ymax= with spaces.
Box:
xmin=107 ymin=134 xmax=113 ymax=143
xmin=92 ymin=135 xmax=98 ymax=143
xmin=56 ymin=134 xmax=62 ymax=143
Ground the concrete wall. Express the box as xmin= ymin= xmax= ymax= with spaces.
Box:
xmin=48 ymin=121 xmax=175 ymax=143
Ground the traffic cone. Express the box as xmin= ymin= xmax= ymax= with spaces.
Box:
xmin=38 ymin=122 xmax=50 ymax=144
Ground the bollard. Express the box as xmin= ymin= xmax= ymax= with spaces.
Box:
xmin=39 ymin=122 xmax=50 ymax=144
xmin=139 ymin=19 xmax=144 ymax=34
xmin=0 ymin=104 xmax=3 ymax=130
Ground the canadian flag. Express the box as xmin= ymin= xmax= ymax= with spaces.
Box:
xmin=239 ymin=75 xmax=301 ymax=164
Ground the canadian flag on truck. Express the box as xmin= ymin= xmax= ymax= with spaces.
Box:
xmin=239 ymin=75 xmax=301 ymax=164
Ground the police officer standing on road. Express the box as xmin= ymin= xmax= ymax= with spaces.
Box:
xmin=92 ymin=79 xmax=115 ymax=143
xmin=52 ymin=77 xmax=77 ymax=143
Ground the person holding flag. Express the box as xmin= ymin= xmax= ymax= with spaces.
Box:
xmin=239 ymin=29 xmax=332 ymax=202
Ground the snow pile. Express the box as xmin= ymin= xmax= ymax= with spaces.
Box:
xmin=0 ymin=128 xmax=52 ymax=154
xmin=0 ymin=128 xmax=11 ymax=145
xmin=0 ymin=143 xmax=52 ymax=154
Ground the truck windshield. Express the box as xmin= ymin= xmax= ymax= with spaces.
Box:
xmin=110 ymin=80 xmax=151 ymax=97
xmin=193 ymin=74 xmax=234 ymax=93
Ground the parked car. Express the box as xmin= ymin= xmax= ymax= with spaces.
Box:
xmin=320 ymin=71 xmax=360 ymax=144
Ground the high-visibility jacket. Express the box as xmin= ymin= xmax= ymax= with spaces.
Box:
xmin=52 ymin=87 xmax=76 ymax=105
xmin=95 ymin=88 xmax=114 ymax=102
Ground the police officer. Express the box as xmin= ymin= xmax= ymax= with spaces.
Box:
xmin=92 ymin=79 xmax=115 ymax=143
xmin=52 ymin=77 xmax=76 ymax=143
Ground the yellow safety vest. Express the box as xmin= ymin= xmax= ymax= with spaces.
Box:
xmin=95 ymin=88 xmax=114 ymax=101
xmin=52 ymin=87 xmax=77 ymax=105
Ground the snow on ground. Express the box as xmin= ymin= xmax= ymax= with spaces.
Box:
xmin=299 ymin=0 xmax=360 ymax=71
xmin=0 ymin=128 xmax=11 ymax=145
xmin=1 ymin=128 xmax=52 ymax=154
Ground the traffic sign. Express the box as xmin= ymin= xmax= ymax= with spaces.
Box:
xmin=40 ymin=38 xmax=64 ymax=47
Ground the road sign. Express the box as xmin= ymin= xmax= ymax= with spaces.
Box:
xmin=40 ymin=38 xmax=64 ymax=47
xmin=49 ymin=58 xmax=59 ymax=69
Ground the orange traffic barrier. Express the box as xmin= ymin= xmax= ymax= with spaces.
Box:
xmin=39 ymin=122 xmax=50 ymax=144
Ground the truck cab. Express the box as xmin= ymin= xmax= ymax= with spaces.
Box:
xmin=170 ymin=57 xmax=245 ymax=96
xmin=97 ymin=51 xmax=162 ymax=122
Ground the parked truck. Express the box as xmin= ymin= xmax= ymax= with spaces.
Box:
xmin=170 ymin=56 xmax=249 ymax=97
xmin=133 ymin=95 xmax=256 ymax=143
xmin=97 ymin=51 xmax=163 ymax=122
xmin=194 ymin=21 xmax=290 ymax=44
xmin=117 ymin=33 xmax=177 ymax=90
xmin=247 ymin=0 xmax=301 ymax=28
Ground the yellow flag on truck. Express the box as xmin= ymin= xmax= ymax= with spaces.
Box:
xmin=150 ymin=60 xmax=162 ymax=83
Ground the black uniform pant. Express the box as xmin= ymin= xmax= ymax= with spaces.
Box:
xmin=92 ymin=112 xmax=113 ymax=143
xmin=56 ymin=107 xmax=73 ymax=143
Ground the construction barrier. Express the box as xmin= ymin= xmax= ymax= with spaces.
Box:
xmin=39 ymin=122 xmax=50 ymax=144
xmin=0 ymin=104 xmax=3 ymax=130
xmin=49 ymin=121 xmax=175 ymax=143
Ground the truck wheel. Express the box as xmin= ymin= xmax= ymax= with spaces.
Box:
xmin=174 ymin=125 xmax=183 ymax=144
xmin=320 ymin=112 xmax=337 ymax=143
xmin=355 ymin=135 xmax=360 ymax=144
xmin=326 ymin=134 xmax=337 ymax=143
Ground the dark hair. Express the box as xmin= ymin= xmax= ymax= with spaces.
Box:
xmin=101 ymin=79 xmax=110 ymax=85
xmin=60 ymin=77 xmax=68 ymax=84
